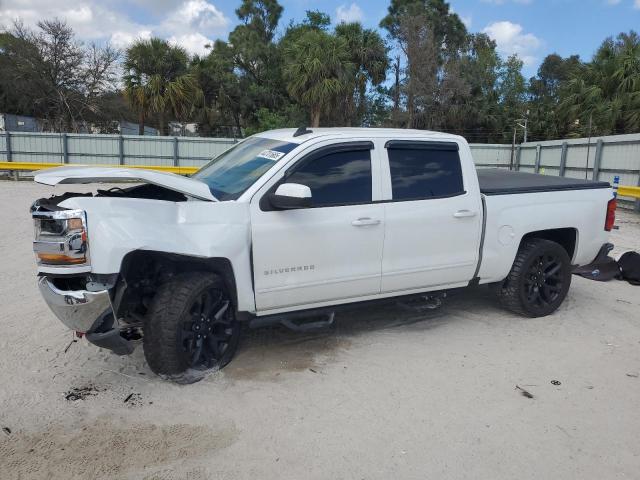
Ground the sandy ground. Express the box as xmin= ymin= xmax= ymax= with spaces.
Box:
xmin=0 ymin=180 xmax=639 ymax=480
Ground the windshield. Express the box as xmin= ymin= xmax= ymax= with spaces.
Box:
xmin=193 ymin=137 xmax=298 ymax=200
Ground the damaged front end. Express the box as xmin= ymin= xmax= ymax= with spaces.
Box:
xmin=31 ymin=191 xmax=145 ymax=355
xmin=29 ymin=167 xmax=219 ymax=356
xmin=37 ymin=274 xmax=137 ymax=355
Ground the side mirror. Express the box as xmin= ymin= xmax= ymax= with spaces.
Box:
xmin=269 ymin=183 xmax=312 ymax=210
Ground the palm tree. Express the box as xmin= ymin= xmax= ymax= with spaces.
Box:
xmin=559 ymin=31 xmax=640 ymax=136
xmin=123 ymin=38 xmax=202 ymax=135
xmin=335 ymin=22 xmax=388 ymax=125
xmin=284 ymin=30 xmax=352 ymax=127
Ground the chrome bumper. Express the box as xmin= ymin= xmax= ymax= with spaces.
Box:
xmin=38 ymin=277 xmax=113 ymax=333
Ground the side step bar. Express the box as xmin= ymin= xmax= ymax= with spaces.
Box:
xmin=248 ymin=289 xmax=453 ymax=332
xmin=249 ymin=310 xmax=335 ymax=332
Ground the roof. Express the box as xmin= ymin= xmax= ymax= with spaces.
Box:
xmin=254 ymin=127 xmax=464 ymax=144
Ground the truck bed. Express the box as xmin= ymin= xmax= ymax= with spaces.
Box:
xmin=477 ymin=169 xmax=610 ymax=196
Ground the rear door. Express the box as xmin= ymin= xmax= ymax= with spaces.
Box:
xmin=380 ymin=140 xmax=483 ymax=292
xmin=250 ymin=140 xmax=385 ymax=312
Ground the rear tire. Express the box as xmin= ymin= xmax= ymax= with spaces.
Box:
xmin=497 ymin=239 xmax=572 ymax=317
xmin=143 ymin=272 xmax=240 ymax=384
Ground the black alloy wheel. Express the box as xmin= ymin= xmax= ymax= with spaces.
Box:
xmin=180 ymin=289 xmax=237 ymax=369
xmin=523 ymin=253 xmax=565 ymax=309
xmin=498 ymin=238 xmax=572 ymax=317
xmin=143 ymin=273 xmax=241 ymax=384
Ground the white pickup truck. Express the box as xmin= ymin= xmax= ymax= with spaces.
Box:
xmin=31 ymin=128 xmax=616 ymax=383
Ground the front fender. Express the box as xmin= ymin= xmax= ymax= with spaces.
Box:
xmin=57 ymin=197 xmax=256 ymax=312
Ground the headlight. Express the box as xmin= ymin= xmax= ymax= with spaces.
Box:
xmin=32 ymin=209 xmax=89 ymax=266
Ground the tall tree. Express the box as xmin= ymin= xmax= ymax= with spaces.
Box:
xmin=228 ymin=0 xmax=287 ymax=124
xmin=560 ymin=31 xmax=640 ymax=136
xmin=192 ymin=40 xmax=243 ymax=136
xmin=528 ymin=54 xmax=581 ymax=140
xmin=455 ymin=34 xmax=502 ymax=142
xmin=123 ymin=38 xmax=202 ymax=135
xmin=236 ymin=0 xmax=283 ymax=42
xmin=390 ymin=11 xmax=471 ymax=130
xmin=335 ymin=22 xmax=389 ymax=126
xmin=381 ymin=0 xmax=467 ymax=53
xmin=284 ymin=30 xmax=353 ymax=127
xmin=497 ymin=54 xmax=527 ymax=142
xmin=381 ymin=1 xmax=468 ymax=128
xmin=0 ymin=20 xmax=119 ymax=131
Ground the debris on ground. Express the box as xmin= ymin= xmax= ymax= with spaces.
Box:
xmin=626 ymin=372 xmax=639 ymax=378
xmin=515 ymin=385 xmax=534 ymax=399
xmin=123 ymin=393 xmax=143 ymax=406
xmin=551 ymin=380 xmax=562 ymax=385
xmin=63 ymin=339 xmax=77 ymax=354
xmin=64 ymin=386 xmax=98 ymax=401
xmin=2 ymin=427 xmax=11 ymax=435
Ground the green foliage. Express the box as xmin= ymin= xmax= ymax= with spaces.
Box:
xmin=335 ymin=23 xmax=389 ymax=126
xmin=236 ymin=0 xmax=283 ymax=41
xmin=497 ymin=55 xmax=527 ymax=141
xmin=455 ymin=34 xmax=502 ymax=142
xmin=123 ymin=38 xmax=202 ymax=135
xmin=0 ymin=20 xmax=121 ymax=132
xmin=1 ymin=3 xmax=639 ymax=142
xmin=381 ymin=0 xmax=467 ymax=54
xmin=559 ymin=31 xmax=640 ymax=137
xmin=226 ymin=0 xmax=288 ymax=130
xmin=303 ymin=11 xmax=332 ymax=30
xmin=191 ymin=40 xmax=243 ymax=136
xmin=527 ymin=54 xmax=581 ymax=140
xmin=283 ymin=29 xmax=353 ymax=127
xmin=243 ymin=106 xmax=306 ymax=136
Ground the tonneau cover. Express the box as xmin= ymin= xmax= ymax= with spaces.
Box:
xmin=478 ymin=169 xmax=610 ymax=195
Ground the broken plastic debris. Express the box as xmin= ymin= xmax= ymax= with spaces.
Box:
xmin=515 ymin=385 xmax=534 ymax=399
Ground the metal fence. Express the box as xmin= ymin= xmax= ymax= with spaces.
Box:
xmin=0 ymin=131 xmax=237 ymax=169
xmin=1 ymin=130 xmax=639 ymax=208
xmin=470 ymin=133 xmax=640 ymax=209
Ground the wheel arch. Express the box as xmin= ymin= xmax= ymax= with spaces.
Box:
xmin=118 ymin=250 xmax=240 ymax=315
xmin=519 ymin=228 xmax=578 ymax=262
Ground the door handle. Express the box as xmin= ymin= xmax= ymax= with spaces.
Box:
xmin=453 ymin=210 xmax=477 ymax=218
xmin=352 ymin=217 xmax=381 ymax=227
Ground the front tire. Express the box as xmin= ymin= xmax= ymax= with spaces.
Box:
xmin=143 ymin=273 xmax=240 ymax=384
xmin=497 ymin=238 xmax=572 ymax=317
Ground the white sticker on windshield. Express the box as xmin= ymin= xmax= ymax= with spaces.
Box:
xmin=257 ymin=149 xmax=286 ymax=161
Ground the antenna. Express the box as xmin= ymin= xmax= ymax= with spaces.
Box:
xmin=293 ymin=126 xmax=313 ymax=137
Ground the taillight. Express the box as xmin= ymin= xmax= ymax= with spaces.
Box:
xmin=605 ymin=198 xmax=616 ymax=231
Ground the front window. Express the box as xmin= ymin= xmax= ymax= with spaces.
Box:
xmin=285 ymin=149 xmax=372 ymax=207
xmin=194 ymin=137 xmax=298 ymax=200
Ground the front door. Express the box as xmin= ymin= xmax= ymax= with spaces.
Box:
xmin=250 ymin=142 xmax=385 ymax=312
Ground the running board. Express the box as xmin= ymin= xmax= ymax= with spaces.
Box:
xmin=249 ymin=311 xmax=335 ymax=332
xmin=397 ymin=292 xmax=447 ymax=312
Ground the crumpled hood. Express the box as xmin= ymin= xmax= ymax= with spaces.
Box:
xmin=34 ymin=166 xmax=217 ymax=202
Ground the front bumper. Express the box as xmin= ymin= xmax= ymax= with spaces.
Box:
xmin=39 ymin=276 xmax=136 ymax=355
xmin=38 ymin=276 xmax=112 ymax=332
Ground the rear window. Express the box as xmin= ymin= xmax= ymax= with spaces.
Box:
xmin=387 ymin=144 xmax=464 ymax=201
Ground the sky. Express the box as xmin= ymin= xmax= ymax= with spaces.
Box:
xmin=0 ymin=0 xmax=639 ymax=77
